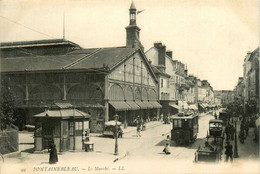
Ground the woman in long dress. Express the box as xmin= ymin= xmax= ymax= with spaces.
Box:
xmin=49 ymin=142 xmax=58 ymax=164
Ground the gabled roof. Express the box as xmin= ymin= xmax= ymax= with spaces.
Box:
xmin=1 ymin=39 xmax=158 ymax=82
xmin=0 ymin=39 xmax=80 ymax=49
xmin=1 ymin=46 xmax=134 ymax=72
xmin=151 ymin=65 xmax=170 ymax=78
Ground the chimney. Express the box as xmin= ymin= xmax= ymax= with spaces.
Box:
xmin=166 ymin=50 xmax=172 ymax=58
xmin=154 ymin=42 xmax=162 ymax=48
xmin=184 ymin=69 xmax=188 ymax=76
xmin=154 ymin=42 xmax=166 ymax=66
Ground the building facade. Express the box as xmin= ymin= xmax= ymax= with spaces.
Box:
xmin=0 ymin=2 xmax=161 ymax=133
xmin=242 ymin=47 xmax=259 ymax=115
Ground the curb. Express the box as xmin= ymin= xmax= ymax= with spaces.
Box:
xmin=113 ymin=151 xmax=128 ymax=163
xmin=3 ymin=151 xmax=21 ymax=158
xmin=123 ymin=122 xmax=164 ymax=134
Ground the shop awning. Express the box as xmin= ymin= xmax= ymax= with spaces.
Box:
xmin=126 ymin=101 xmax=140 ymax=110
xmin=109 ymin=102 xmax=131 ymax=111
xmin=203 ymin=103 xmax=209 ymax=108
xmin=142 ymin=101 xmax=154 ymax=109
xmin=169 ymin=104 xmax=180 ymax=110
xmin=189 ymin=104 xmax=198 ymax=110
xmin=199 ymin=103 xmax=205 ymax=108
xmin=135 ymin=101 xmax=148 ymax=109
xmin=149 ymin=101 xmax=162 ymax=108
xmin=178 ymin=101 xmax=189 ymax=109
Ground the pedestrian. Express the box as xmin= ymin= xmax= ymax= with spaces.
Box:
xmin=214 ymin=112 xmax=217 ymax=119
xmin=163 ymin=143 xmax=171 ymax=155
xmin=230 ymin=124 xmax=234 ymax=141
xmin=224 ymin=141 xmax=233 ymax=162
xmin=165 ymin=135 xmax=170 ymax=147
xmin=49 ymin=141 xmax=58 ymax=164
xmin=142 ymin=120 xmax=146 ymax=131
xmin=245 ymin=121 xmax=249 ymax=136
xmin=253 ymin=126 xmax=258 ymax=143
xmin=136 ymin=116 xmax=142 ymax=137
xmin=225 ymin=124 xmax=230 ymax=141
xmin=160 ymin=114 xmax=163 ymax=121
xmin=239 ymin=129 xmax=245 ymax=144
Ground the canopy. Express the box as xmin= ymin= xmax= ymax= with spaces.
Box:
xmin=34 ymin=108 xmax=91 ymax=118
xmin=135 ymin=101 xmax=148 ymax=109
xmin=109 ymin=102 xmax=131 ymax=111
xmin=189 ymin=104 xmax=198 ymax=110
xmin=105 ymin=120 xmax=122 ymax=126
xmin=178 ymin=101 xmax=189 ymax=109
xmin=149 ymin=101 xmax=162 ymax=108
xmin=142 ymin=101 xmax=154 ymax=109
xmin=203 ymin=103 xmax=210 ymax=108
xmin=199 ymin=103 xmax=205 ymax=109
xmin=126 ymin=101 xmax=140 ymax=110
xmin=169 ymin=104 xmax=180 ymax=110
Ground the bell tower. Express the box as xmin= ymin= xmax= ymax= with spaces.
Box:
xmin=125 ymin=1 xmax=142 ymax=49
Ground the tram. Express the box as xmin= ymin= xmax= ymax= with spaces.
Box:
xmin=170 ymin=111 xmax=199 ymax=145
xmin=218 ymin=109 xmax=229 ymax=126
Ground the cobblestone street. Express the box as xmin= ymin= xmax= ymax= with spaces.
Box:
xmin=2 ymin=112 xmax=259 ymax=174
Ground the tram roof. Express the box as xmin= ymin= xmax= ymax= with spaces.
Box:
xmin=209 ymin=119 xmax=223 ymax=123
xmin=170 ymin=113 xmax=198 ymax=120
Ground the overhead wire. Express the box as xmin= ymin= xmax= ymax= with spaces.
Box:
xmin=0 ymin=15 xmax=56 ymax=39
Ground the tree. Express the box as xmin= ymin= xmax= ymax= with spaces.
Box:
xmin=0 ymin=81 xmax=15 ymax=130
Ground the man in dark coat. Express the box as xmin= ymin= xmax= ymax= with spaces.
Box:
xmin=225 ymin=141 xmax=233 ymax=162
xmin=245 ymin=121 xmax=249 ymax=136
xmin=49 ymin=142 xmax=58 ymax=164
xmin=225 ymin=124 xmax=230 ymax=141
xmin=230 ymin=124 xmax=235 ymax=141
xmin=135 ymin=116 xmax=142 ymax=137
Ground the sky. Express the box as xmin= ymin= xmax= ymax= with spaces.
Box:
xmin=0 ymin=0 xmax=259 ymax=90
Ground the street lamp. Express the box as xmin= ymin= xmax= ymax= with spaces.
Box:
xmin=233 ymin=117 xmax=239 ymax=158
xmin=114 ymin=114 xmax=119 ymax=155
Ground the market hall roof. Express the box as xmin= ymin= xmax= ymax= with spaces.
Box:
xmin=1 ymin=46 xmax=137 ymax=72
xmin=0 ymin=39 xmax=80 ymax=49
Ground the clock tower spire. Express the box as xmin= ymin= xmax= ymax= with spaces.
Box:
xmin=125 ymin=1 xmax=143 ymax=49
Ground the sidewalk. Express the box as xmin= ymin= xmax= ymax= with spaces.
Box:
xmin=8 ymin=121 xmax=164 ymax=162
xmin=223 ymin=122 xmax=259 ymax=161
xmin=234 ymin=122 xmax=259 ymax=160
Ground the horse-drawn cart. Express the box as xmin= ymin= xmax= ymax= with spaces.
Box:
xmin=194 ymin=119 xmax=224 ymax=163
xmin=195 ymin=143 xmax=222 ymax=162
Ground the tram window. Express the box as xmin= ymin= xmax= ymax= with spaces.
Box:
xmin=210 ymin=122 xmax=222 ymax=127
xmin=188 ymin=120 xmax=192 ymax=128
xmin=173 ymin=119 xmax=182 ymax=128
xmin=174 ymin=120 xmax=178 ymax=128
xmin=178 ymin=120 xmax=182 ymax=127
xmin=194 ymin=118 xmax=197 ymax=125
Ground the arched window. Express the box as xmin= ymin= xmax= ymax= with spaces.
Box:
xmin=109 ymin=84 xmax=124 ymax=101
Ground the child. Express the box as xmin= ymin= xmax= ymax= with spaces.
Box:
xmin=163 ymin=143 xmax=171 ymax=155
